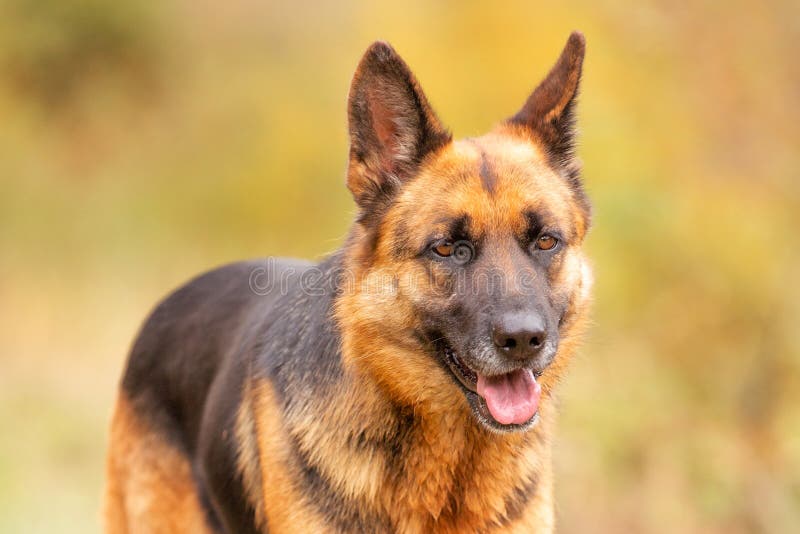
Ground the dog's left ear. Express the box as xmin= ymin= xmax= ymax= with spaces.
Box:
xmin=347 ymin=42 xmax=451 ymax=214
xmin=507 ymin=32 xmax=585 ymax=173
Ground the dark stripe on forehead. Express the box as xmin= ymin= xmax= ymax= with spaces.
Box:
xmin=466 ymin=139 xmax=498 ymax=195
xmin=479 ymin=151 xmax=498 ymax=194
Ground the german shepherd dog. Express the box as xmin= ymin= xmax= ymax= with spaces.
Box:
xmin=104 ymin=32 xmax=593 ymax=533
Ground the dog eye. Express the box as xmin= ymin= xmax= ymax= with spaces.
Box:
xmin=432 ymin=240 xmax=474 ymax=264
xmin=433 ymin=241 xmax=454 ymax=257
xmin=536 ymin=234 xmax=559 ymax=251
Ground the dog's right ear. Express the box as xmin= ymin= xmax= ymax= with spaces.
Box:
xmin=347 ymin=42 xmax=451 ymax=215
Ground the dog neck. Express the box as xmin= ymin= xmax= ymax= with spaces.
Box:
xmin=313 ymin=359 xmax=556 ymax=531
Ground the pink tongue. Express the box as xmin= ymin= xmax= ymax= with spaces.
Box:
xmin=476 ymin=369 xmax=541 ymax=425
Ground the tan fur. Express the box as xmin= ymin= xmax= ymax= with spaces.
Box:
xmin=249 ymin=378 xmax=333 ymax=532
xmin=244 ymin=371 xmax=559 ymax=533
xmin=234 ymin=377 xmax=267 ymax=528
xmin=104 ymin=394 xmax=212 ymax=534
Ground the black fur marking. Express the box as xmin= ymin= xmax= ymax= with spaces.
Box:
xmin=195 ymin=471 xmax=227 ymax=533
xmin=120 ymin=259 xmax=317 ymax=533
xmin=120 ymin=262 xmax=274 ymax=472
xmin=446 ymin=214 xmax=473 ymax=243
xmin=288 ymin=434 xmax=395 ymax=533
xmin=479 ymin=150 xmax=498 ymax=194
xmin=196 ymin=343 xmax=263 ymax=534
xmin=345 ymin=403 xmax=414 ymax=463
xmin=523 ymin=210 xmax=546 ymax=243
xmin=523 ymin=208 xmax=568 ymax=250
xmin=494 ymin=473 xmax=540 ymax=527
xmin=253 ymin=254 xmax=346 ymax=407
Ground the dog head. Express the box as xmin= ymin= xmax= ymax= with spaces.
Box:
xmin=336 ymin=33 xmax=593 ymax=433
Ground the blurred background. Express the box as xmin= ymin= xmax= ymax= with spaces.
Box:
xmin=0 ymin=0 xmax=798 ymax=532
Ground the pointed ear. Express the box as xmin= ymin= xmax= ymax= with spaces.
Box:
xmin=508 ymin=32 xmax=585 ymax=172
xmin=347 ymin=42 xmax=451 ymax=213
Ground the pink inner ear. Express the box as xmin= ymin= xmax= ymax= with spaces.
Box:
xmin=367 ymin=87 xmax=399 ymax=170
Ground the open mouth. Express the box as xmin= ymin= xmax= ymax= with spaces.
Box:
xmin=442 ymin=345 xmax=542 ymax=432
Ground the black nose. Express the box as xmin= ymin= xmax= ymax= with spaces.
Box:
xmin=492 ymin=312 xmax=547 ymax=361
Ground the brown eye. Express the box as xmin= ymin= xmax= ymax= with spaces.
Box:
xmin=432 ymin=240 xmax=474 ymax=264
xmin=434 ymin=241 xmax=454 ymax=257
xmin=536 ymin=234 xmax=558 ymax=251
